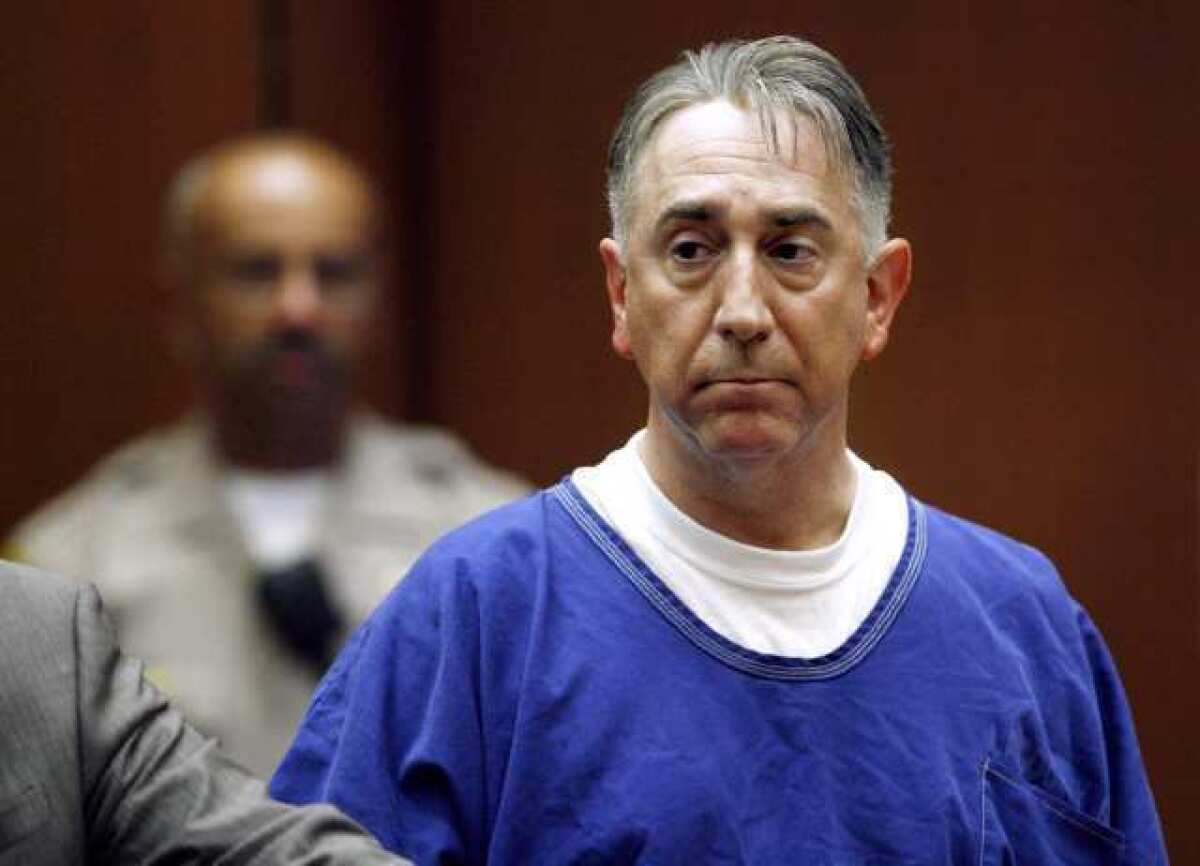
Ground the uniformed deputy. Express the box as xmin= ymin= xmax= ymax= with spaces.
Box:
xmin=8 ymin=134 xmax=528 ymax=777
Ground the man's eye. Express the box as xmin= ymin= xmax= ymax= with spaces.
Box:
xmin=771 ymin=241 xmax=815 ymax=264
xmin=228 ymin=255 xmax=280 ymax=284
xmin=316 ymin=255 xmax=368 ymax=286
xmin=671 ymin=240 xmax=711 ymax=262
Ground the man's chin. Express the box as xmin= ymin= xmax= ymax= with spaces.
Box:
xmin=695 ymin=417 xmax=801 ymax=464
xmin=260 ymin=388 xmax=340 ymax=421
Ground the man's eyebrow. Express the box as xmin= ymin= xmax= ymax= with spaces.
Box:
xmin=772 ymin=209 xmax=833 ymax=231
xmin=653 ymin=203 xmax=835 ymax=233
xmin=655 ymin=202 xmax=715 ymax=229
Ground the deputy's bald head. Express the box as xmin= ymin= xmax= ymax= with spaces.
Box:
xmin=164 ymin=134 xmax=378 ymax=275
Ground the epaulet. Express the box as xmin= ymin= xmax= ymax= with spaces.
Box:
xmin=355 ymin=419 xmax=472 ymax=481
xmin=348 ymin=415 xmax=533 ymax=502
xmin=93 ymin=427 xmax=182 ymax=492
xmin=7 ymin=425 xmax=185 ymax=573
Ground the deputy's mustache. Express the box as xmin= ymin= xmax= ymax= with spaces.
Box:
xmin=237 ymin=327 xmax=344 ymax=384
xmin=270 ymin=328 xmax=326 ymax=355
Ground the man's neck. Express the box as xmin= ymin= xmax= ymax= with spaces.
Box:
xmin=638 ymin=421 xmax=856 ymax=552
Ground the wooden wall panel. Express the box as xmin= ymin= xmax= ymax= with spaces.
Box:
xmin=1 ymin=4 xmax=258 ymax=532
xmin=850 ymin=8 xmax=1200 ymax=856
xmin=286 ymin=0 xmax=421 ymax=419
xmin=421 ymin=3 xmax=1198 ymax=859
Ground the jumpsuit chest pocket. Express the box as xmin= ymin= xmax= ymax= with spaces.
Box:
xmin=980 ymin=756 xmax=1124 ymax=865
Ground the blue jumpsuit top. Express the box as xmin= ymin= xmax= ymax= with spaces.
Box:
xmin=272 ymin=481 xmax=1167 ymax=864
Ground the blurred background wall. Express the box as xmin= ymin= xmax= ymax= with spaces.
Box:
xmin=3 ymin=1 xmax=1196 ymax=858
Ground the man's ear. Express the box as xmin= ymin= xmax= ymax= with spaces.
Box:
xmin=861 ymin=238 xmax=912 ymax=362
xmin=599 ymin=238 xmax=634 ymax=359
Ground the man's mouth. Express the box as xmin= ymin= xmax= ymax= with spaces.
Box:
xmin=268 ymin=348 xmax=325 ymax=389
xmin=693 ymin=378 xmax=794 ymax=410
xmin=697 ymin=376 xmax=790 ymax=391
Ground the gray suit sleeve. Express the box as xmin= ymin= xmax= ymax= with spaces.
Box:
xmin=72 ymin=581 xmax=410 ymax=865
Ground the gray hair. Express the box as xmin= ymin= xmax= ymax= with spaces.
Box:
xmin=606 ymin=36 xmax=892 ymax=258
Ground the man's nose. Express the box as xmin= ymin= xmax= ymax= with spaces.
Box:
xmin=274 ymin=265 xmax=324 ymax=328
xmin=714 ymin=251 xmax=772 ymax=346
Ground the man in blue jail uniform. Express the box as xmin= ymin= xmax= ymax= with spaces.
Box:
xmin=270 ymin=36 xmax=1167 ymax=864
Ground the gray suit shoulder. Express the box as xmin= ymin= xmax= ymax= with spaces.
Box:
xmin=0 ymin=559 xmax=76 ymax=603
xmin=0 ymin=561 xmax=82 ymax=663
xmin=0 ymin=560 xmax=413 ymax=865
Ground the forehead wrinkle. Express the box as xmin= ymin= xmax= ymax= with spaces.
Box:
xmin=652 ymin=194 xmax=836 ymax=236
xmin=625 ymin=101 xmax=855 ymax=246
xmin=649 ymin=153 xmax=840 ymax=225
xmin=648 ymin=131 xmax=799 ymax=185
xmin=643 ymin=158 xmax=835 ymax=229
